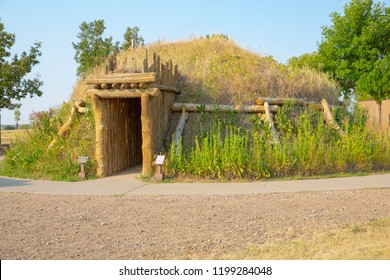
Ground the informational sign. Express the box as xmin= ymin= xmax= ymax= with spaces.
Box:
xmin=77 ymin=156 xmax=89 ymax=164
xmin=155 ymin=155 xmax=165 ymax=165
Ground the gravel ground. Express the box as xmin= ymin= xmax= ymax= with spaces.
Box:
xmin=0 ymin=189 xmax=389 ymax=259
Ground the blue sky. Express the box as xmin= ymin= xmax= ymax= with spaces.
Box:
xmin=0 ymin=0 xmax=372 ymax=124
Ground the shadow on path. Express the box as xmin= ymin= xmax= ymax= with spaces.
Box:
xmin=0 ymin=177 xmax=32 ymax=187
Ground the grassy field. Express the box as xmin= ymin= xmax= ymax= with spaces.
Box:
xmin=226 ymin=217 xmax=390 ymax=260
xmin=1 ymin=130 xmax=28 ymax=144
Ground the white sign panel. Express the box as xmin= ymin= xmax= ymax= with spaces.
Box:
xmin=155 ymin=155 xmax=165 ymax=165
xmin=77 ymin=156 xmax=88 ymax=164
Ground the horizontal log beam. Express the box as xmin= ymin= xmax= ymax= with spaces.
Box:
xmin=85 ymin=72 xmax=157 ymax=85
xmin=171 ymin=103 xmax=279 ymax=113
xmin=149 ymin=84 xmax=181 ymax=94
xmin=86 ymin=88 xmax=160 ymax=98
xmin=256 ymin=97 xmax=324 ymax=110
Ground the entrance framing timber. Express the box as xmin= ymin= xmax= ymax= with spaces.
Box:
xmin=86 ymin=53 xmax=180 ymax=178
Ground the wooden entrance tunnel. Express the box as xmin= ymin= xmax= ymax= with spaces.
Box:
xmin=86 ymin=54 xmax=180 ymax=177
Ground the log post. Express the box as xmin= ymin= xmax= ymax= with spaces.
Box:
xmin=321 ymin=99 xmax=345 ymax=137
xmin=264 ymin=101 xmax=280 ymax=144
xmin=48 ymin=100 xmax=87 ymax=149
xmin=141 ymin=92 xmax=153 ymax=177
xmin=121 ymin=83 xmax=130 ymax=89
xmin=47 ymin=107 xmax=76 ymax=149
xmin=91 ymin=94 xmax=107 ymax=177
xmin=174 ymin=107 xmax=189 ymax=154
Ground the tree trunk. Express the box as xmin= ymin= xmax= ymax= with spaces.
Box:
xmin=377 ymin=101 xmax=382 ymax=129
xmin=0 ymin=113 xmax=2 ymax=146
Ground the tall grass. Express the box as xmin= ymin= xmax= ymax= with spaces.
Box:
xmin=0 ymin=102 xmax=96 ymax=181
xmin=165 ymin=106 xmax=390 ymax=180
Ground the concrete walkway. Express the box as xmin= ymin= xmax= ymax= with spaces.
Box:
xmin=0 ymin=167 xmax=389 ymax=196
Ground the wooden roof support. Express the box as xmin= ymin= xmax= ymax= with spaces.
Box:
xmin=174 ymin=107 xmax=189 ymax=154
xmin=264 ymin=101 xmax=280 ymax=145
xmin=149 ymin=84 xmax=181 ymax=94
xmin=321 ymin=99 xmax=346 ymax=137
xmin=86 ymin=88 xmax=160 ymax=98
xmin=141 ymin=92 xmax=153 ymax=177
xmin=85 ymin=72 xmax=157 ymax=85
xmin=91 ymin=94 xmax=107 ymax=177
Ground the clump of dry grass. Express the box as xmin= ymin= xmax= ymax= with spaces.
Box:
xmin=71 ymin=37 xmax=339 ymax=105
xmin=0 ymin=130 xmax=29 ymax=145
xmin=226 ymin=217 xmax=390 ymax=260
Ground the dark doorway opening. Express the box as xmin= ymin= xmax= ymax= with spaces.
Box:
xmin=105 ymin=98 xmax=142 ymax=175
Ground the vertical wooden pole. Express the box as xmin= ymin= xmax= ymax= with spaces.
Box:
xmin=377 ymin=101 xmax=382 ymax=129
xmin=321 ymin=99 xmax=345 ymax=137
xmin=141 ymin=92 xmax=152 ymax=177
xmin=174 ymin=107 xmax=189 ymax=153
xmin=264 ymin=101 xmax=280 ymax=145
xmin=91 ymin=94 xmax=107 ymax=177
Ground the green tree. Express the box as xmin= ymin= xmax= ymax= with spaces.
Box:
xmin=318 ymin=0 xmax=390 ymax=102
xmin=0 ymin=20 xmax=43 ymax=110
xmin=14 ymin=107 xmax=21 ymax=130
xmin=122 ymin=26 xmax=145 ymax=50
xmin=72 ymin=20 xmax=118 ymax=78
xmin=287 ymin=52 xmax=322 ymax=70
xmin=0 ymin=19 xmax=43 ymax=144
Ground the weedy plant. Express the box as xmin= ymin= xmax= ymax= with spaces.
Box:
xmin=165 ymin=106 xmax=390 ymax=180
xmin=0 ymin=102 xmax=96 ymax=181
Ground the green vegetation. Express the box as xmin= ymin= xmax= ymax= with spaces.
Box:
xmin=289 ymin=0 xmax=390 ymax=102
xmin=227 ymin=217 xmax=390 ymax=260
xmin=72 ymin=19 xmax=144 ymax=78
xmin=122 ymin=26 xmax=145 ymax=50
xmin=72 ymin=20 xmax=117 ymax=78
xmin=0 ymin=19 xmax=43 ymax=111
xmin=0 ymin=103 xmax=96 ymax=180
xmin=165 ymin=104 xmax=390 ymax=180
xmin=0 ymin=18 xmax=43 ymax=145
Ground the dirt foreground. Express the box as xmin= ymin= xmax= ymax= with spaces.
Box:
xmin=0 ymin=189 xmax=389 ymax=259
